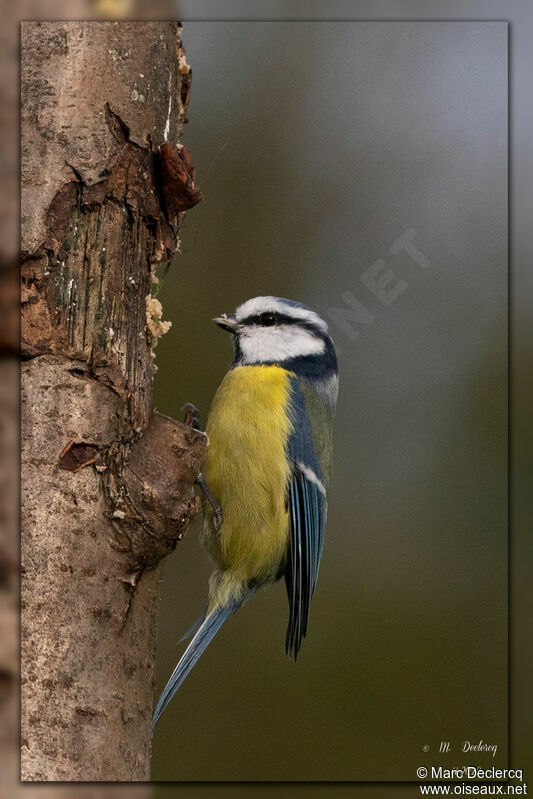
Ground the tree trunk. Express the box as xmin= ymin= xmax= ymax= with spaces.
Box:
xmin=21 ymin=21 xmax=204 ymax=781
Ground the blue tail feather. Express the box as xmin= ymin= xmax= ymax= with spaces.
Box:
xmin=152 ymin=600 xmax=241 ymax=728
xmin=178 ymin=610 xmax=207 ymax=644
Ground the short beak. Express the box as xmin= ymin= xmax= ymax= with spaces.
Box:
xmin=212 ymin=314 xmax=241 ymax=334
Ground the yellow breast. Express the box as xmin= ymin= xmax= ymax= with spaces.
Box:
xmin=202 ymin=365 xmax=293 ymax=594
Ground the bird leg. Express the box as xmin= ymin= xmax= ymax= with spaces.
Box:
xmin=182 ymin=404 xmax=223 ymax=532
xmin=196 ymin=473 xmax=223 ymax=533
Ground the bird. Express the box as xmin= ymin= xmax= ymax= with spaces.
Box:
xmin=152 ymin=296 xmax=338 ymax=727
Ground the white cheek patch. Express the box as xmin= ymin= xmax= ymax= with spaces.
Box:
xmin=239 ymin=324 xmax=325 ymax=363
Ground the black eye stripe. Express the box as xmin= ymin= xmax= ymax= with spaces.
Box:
xmin=239 ymin=311 xmax=326 ymax=338
xmin=243 ymin=311 xmax=281 ymax=326
xmin=242 ymin=311 xmax=310 ymax=327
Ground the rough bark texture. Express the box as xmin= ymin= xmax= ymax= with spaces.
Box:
xmin=21 ymin=22 xmax=204 ymax=781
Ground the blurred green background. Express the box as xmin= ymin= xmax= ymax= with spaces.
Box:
xmin=151 ymin=21 xmax=507 ymax=781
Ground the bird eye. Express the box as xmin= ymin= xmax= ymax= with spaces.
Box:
xmin=261 ymin=313 xmax=276 ymax=326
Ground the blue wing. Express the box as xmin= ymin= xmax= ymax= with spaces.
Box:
xmin=285 ymin=379 xmax=328 ymax=659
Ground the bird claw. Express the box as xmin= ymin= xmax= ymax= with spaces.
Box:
xmin=181 ymin=402 xmax=201 ymax=430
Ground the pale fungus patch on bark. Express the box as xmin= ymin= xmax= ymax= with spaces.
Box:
xmin=145 ymin=294 xmax=172 ymax=346
xmin=179 ymin=52 xmax=191 ymax=75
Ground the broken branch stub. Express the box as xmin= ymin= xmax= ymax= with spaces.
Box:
xmin=120 ymin=413 xmax=207 ymax=571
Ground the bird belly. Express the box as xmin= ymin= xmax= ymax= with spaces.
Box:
xmin=202 ymin=365 xmax=293 ymax=593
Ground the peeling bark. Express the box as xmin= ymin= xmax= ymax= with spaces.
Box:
xmin=21 ymin=22 xmax=204 ymax=781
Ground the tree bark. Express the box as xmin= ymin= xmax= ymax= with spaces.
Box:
xmin=21 ymin=21 xmax=204 ymax=781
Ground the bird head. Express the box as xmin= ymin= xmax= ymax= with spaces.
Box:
xmin=213 ymin=296 xmax=336 ymax=370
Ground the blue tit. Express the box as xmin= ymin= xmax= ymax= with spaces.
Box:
xmin=152 ymin=296 xmax=338 ymax=727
